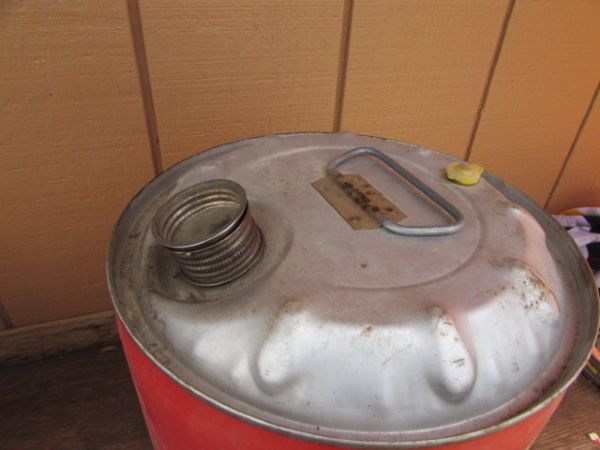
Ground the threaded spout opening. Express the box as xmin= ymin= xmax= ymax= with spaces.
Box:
xmin=152 ymin=179 xmax=264 ymax=286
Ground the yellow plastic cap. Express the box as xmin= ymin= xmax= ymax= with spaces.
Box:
xmin=446 ymin=162 xmax=484 ymax=186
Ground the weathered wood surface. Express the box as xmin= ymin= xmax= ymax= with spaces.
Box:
xmin=0 ymin=0 xmax=155 ymax=326
xmin=0 ymin=311 xmax=118 ymax=367
xmin=0 ymin=346 xmax=151 ymax=450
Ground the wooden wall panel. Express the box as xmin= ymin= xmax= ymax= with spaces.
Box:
xmin=1 ymin=1 xmax=598 ymax=329
xmin=340 ymin=0 xmax=509 ymax=158
xmin=0 ymin=1 xmax=155 ymax=326
xmin=138 ymin=0 xmax=345 ymax=168
xmin=468 ymin=0 xmax=600 ymax=206
xmin=547 ymin=89 xmax=600 ymax=213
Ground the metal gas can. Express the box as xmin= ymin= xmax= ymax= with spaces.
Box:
xmin=107 ymin=133 xmax=599 ymax=449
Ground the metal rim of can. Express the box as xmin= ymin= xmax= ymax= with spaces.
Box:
xmin=151 ymin=178 xmax=248 ymax=252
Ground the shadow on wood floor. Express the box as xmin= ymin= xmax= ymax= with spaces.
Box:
xmin=1 ymin=346 xmax=151 ymax=450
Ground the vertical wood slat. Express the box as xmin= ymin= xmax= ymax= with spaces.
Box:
xmin=333 ymin=0 xmax=355 ymax=132
xmin=138 ymin=0 xmax=346 ymax=168
xmin=340 ymin=0 xmax=510 ymax=159
xmin=547 ymin=87 xmax=600 ymax=213
xmin=127 ymin=0 xmax=164 ymax=174
xmin=1 ymin=0 xmax=598 ymax=328
xmin=0 ymin=0 xmax=155 ymax=326
xmin=468 ymin=0 xmax=600 ymax=206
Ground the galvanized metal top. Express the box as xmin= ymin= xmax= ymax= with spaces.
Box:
xmin=108 ymin=133 xmax=598 ymax=448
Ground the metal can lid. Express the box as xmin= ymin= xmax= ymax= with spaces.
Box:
xmin=107 ymin=133 xmax=599 ymax=447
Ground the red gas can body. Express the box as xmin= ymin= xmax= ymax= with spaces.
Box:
xmin=119 ymin=320 xmax=563 ymax=450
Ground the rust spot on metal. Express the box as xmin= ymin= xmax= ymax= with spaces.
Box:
xmin=280 ymin=298 xmax=304 ymax=316
xmin=312 ymin=173 xmax=406 ymax=230
xmin=334 ymin=173 xmax=406 ymax=222
xmin=311 ymin=177 xmax=380 ymax=230
xmin=361 ymin=325 xmax=373 ymax=337
xmin=491 ymin=258 xmax=559 ymax=313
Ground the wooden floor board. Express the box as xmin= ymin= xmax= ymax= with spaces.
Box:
xmin=0 ymin=347 xmax=151 ymax=450
xmin=1 ymin=346 xmax=599 ymax=449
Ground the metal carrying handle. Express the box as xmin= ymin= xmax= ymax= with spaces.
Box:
xmin=326 ymin=147 xmax=464 ymax=236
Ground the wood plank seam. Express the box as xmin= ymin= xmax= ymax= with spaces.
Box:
xmin=127 ymin=0 xmax=164 ymax=175
xmin=464 ymin=0 xmax=516 ymax=162
xmin=0 ymin=300 xmax=15 ymax=329
xmin=545 ymin=82 xmax=600 ymax=209
xmin=333 ymin=0 xmax=354 ymax=132
xmin=0 ymin=310 xmax=118 ymax=367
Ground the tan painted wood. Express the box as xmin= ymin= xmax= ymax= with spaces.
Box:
xmin=547 ymin=90 xmax=600 ymax=213
xmin=138 ymin=0 xmax=345 ymax=168
xmin=0 ymin=311 xmax=118 ymax=367
xmin=340 ymin=0 xmax=509 ymax=159
xmin=468 ymin=0 xmax=600 ymax=206
xmin=0 ymin=1 xmax=155 ymax=326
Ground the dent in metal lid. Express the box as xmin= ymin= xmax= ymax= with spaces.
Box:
xmin=107 ymin=133 xmax=598 ymax=447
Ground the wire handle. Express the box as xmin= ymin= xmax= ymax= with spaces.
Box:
xmin=326 ymin=147 xmax=464 ymax=236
